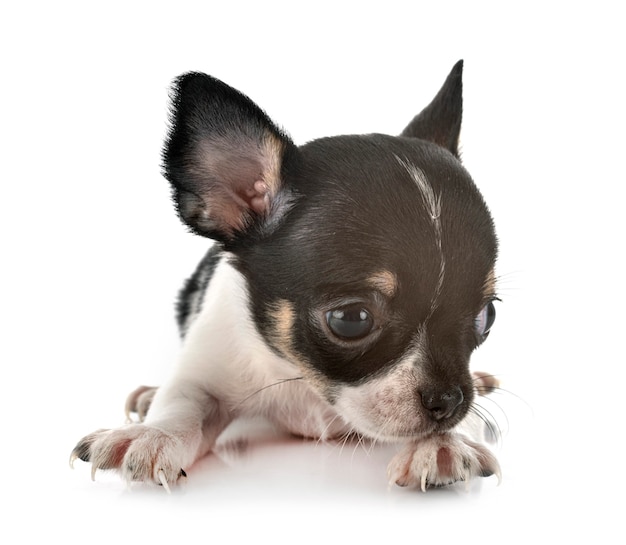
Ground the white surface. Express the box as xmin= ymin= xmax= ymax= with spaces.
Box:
xmin=1 ymin=1 xmax=623 ymax=543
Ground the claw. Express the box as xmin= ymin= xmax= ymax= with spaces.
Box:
xmin=420 ymin=468 xmax=428 ymax=493
xmin=69 ymin=453 xmax=77 ymax=469
xmin=494 ymin=465 xmax=503 ymax=486
xmin=91 ymin=464 xmax=97 ymax=482
xmin=157 ymin=470 xmax=171 ymax=494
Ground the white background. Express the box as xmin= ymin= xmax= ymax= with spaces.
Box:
xmin=2 ymin=1 xmax=623 ymax=542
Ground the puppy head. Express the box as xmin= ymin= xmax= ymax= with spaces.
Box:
xmin=163 ymin=61 xmax=498 ymax=442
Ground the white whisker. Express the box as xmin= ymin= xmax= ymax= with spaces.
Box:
xmin=315 ymin=413 xmax=344 ymax=447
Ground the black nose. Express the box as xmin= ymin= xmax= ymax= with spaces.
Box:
xmin=421 ymin=387 xmax=464 ymax=421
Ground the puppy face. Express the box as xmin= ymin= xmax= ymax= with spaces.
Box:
xmin=237 ymin=135 xmax=497 ymax=441
xmin=163 ymin=61 xmax=498 ymax=442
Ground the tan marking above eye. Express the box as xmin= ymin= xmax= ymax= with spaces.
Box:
xmin=367 ymin=270 xmax=398 ymax=298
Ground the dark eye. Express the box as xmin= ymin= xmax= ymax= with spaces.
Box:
xmin=326 ymin=306 xmax=374 ymax=340
xmin=475 ymin=301 xmax=496 ymax=341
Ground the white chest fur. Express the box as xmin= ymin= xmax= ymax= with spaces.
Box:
xmin=159 ymin=256 xmax=349 ymax=440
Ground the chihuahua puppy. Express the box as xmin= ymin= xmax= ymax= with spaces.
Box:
xmin=71 ymin=60 xmax=501 ymax=492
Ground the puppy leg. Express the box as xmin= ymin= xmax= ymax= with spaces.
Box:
xmin=71 ymin=381 xmax=231 ymax=490
xmin=387 ymin=432 xmax=501 ymax=491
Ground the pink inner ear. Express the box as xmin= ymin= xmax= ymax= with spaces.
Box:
xmin=190 ymin=134 xmax=285 ymax=236
xmin=244 ymin=180 xmax=271 ymax=214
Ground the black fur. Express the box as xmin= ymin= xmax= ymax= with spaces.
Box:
xmin=176 ymin=245 xmax=222 ymax=335
xmin=162 ymin=73 xmax=298 ymax=245
xmin=164 ymin=62 xmax=497 ymax=429
xmin=235 ymin=134 xmax=495 ymax=387
xmin=401 ymin=59 xmax=464 ymax=155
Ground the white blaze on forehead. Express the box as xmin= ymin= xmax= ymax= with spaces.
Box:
xmin=394 ymin=154 xmax=446 ymax=318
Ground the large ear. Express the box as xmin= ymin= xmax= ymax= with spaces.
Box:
xmin=401 ymin=60 xmax=464 ymax=157
xmin=162 ymin=73 xmax=298 ymax=243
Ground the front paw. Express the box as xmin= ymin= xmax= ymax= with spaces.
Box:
xmin=70 ymin=425 xmax=187 ymax=491
xmin=387 ymin=433 xmax=501 ymax=491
